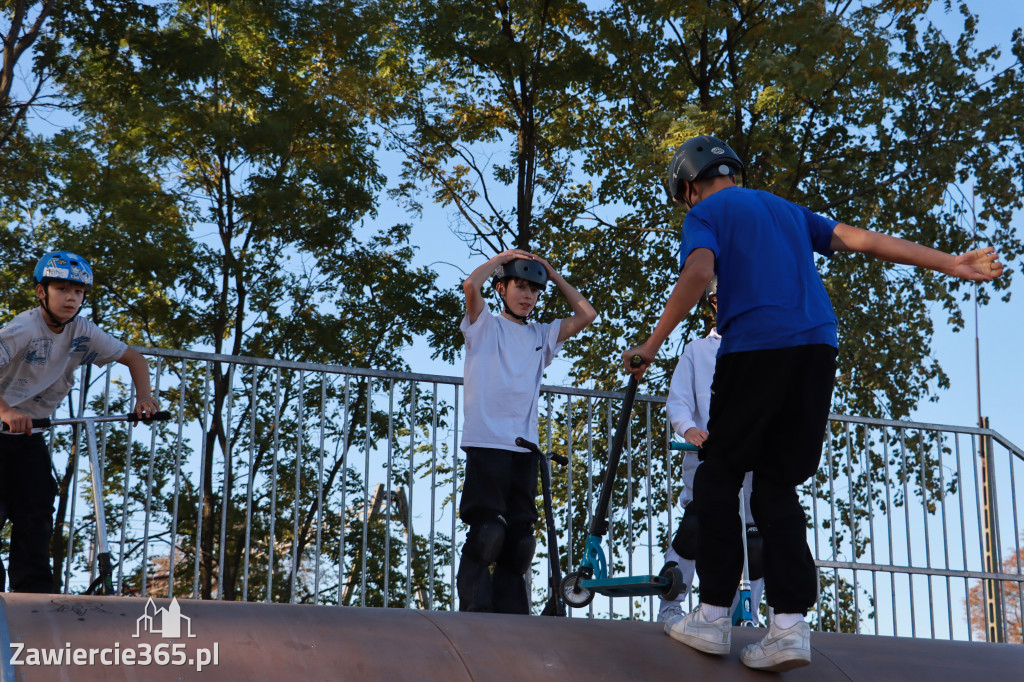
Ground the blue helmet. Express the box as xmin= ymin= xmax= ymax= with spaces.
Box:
xmin=34 ymin=251 xmax=94 ymax=288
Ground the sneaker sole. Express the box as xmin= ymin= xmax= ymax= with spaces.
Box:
xmin=666 ymin=627 xmax=731 ymax=655
xmin=741 ymin=652 xmax=811 ymax=672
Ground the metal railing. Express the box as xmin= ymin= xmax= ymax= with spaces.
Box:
xmin=25 ymin=346 xmax=1023 ymax=643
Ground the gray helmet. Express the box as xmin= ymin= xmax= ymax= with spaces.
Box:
xmin=668 ymin=135 xmax=744 ymax=201
xmin=492 ymin=258 xmax=547 ymax=288
xmin=705 ymin=275 xmax=718 ymax=300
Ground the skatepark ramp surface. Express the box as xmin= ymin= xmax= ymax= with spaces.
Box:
xmin=1 ymin=594 xmax=1021 ymax=681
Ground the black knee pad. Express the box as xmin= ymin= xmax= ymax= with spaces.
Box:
xmin=508 ymin=535 xmax=536 ymax=574
xmin=671 ymin=507 xmax=699 ymax=560
xmin=745 ymin=524 xmax=764 ymax=581
xmin=467 ymin=520 xmax=507 ymax=564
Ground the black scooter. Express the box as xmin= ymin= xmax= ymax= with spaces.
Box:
xmin=515 ymin=436 xmax=568 ymax=617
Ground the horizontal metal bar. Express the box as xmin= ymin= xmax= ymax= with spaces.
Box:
xmin=816 ymin=560 xmax=1024 ymax=583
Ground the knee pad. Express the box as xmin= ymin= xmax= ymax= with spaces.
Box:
xmin=467 ymin=520 xmax=507 ymax=565
xmin=745 ymin=524 xmax=764 ymax=581
xmin=671 ymin=508 xmax=699 ymax=560
xmin=497 ymin=531 xmax=536 ymax=574
xmin=508 ymin=535 xmax=536 ymax=574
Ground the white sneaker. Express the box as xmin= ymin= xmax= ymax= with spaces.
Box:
xmin=740 ymin=620 xmax=811 ymax=672
xmin=657 ymin=603 xmax=683 ymax=626
xmin=665 ymin=604 xmax=732 ymax=655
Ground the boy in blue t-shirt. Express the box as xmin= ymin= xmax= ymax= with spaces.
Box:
xmin=624 ymin=136 xmax=1003 ymax=671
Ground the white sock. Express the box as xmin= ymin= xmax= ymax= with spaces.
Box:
xmin=773 ymin=612 xmax=804 ymax=629
xmin=701 ymin=604 xmax=728 ymax=621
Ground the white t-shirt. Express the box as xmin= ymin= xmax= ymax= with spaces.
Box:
xmin=460 ymin=310 xmax=563 ymax=452
xmin=0 ymin=308 xmax=128 ymax=419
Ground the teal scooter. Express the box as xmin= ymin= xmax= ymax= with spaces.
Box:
xmin=559 ymin=356 xmax=686 ymax=609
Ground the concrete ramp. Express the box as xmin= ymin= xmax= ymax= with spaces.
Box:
xmin=1 ymin=594 xmax=1020 ymax=680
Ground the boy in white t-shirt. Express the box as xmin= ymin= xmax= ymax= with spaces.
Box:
xmin=0 ymin=251 xmax=160 ymax=593
xmin=457 ymin=249 xmax=596 ymax=613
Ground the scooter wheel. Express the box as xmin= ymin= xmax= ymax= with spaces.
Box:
xmin=560 ymin=572 xmax=595 ymax=608
xmin=659 ymin=563 xmax=686 ymax=601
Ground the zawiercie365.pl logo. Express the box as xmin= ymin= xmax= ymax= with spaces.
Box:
xmin=10 ymin=597 xmax=220 ymax=671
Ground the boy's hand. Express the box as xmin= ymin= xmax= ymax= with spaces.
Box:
xmin=683 ymin=427 xmax=709 ymax=447
xmin=529 ymin=254 xmax=559 ymax=280
xmin=622 ymin=344 xmax=655 ymax=377
xmin=133 ymin=397 xmax=161 ymax=422
xmin=0 ymin=406 xmax=33 ymax=435
xmin=496 ymin=248 xmax=533 ymax=265
xmin=948 ymin=247 xmax=1003 ymax=281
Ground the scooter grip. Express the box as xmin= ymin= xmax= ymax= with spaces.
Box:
xmin=550 ymin=454 xmax=569 ymax=466
xmin=142 ymin=411 xmax=173 ymax=422
xmin=515 ymin=436 xmax=540 ymax=453
xmin=0 ymin=417 xmax=50 ymax=433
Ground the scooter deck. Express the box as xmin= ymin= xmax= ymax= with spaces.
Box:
xmin=581 ymin=574 xmax=672 ymax=598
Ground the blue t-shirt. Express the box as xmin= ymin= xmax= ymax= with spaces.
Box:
xmin=680 ymin=186 xmax=839 ymax=355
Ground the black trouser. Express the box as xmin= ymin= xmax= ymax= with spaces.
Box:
xmin=693 ymin=345 xmax=836 ymax=615
xmin=0 ymin=433 xmax=58 ymax=593
xmin=457 ymin=447 xmax=538 ymax=613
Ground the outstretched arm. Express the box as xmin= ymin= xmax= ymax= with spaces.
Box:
xmin=530 ymin=255 xmax=598 ymax=342
xmin=830 ymin=224 xmax=1003 ymax=281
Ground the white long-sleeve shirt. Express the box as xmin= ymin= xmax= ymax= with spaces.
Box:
xmin=666 ymin=329 xmax=720 ymax=509
xmin=666 ymin=328 xmax=721 ymax=438
xmin=667 ymin=328 xmax=753 ymax=522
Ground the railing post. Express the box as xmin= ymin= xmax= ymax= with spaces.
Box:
xmin=978 ymin=416 xmax=1004 ymax=643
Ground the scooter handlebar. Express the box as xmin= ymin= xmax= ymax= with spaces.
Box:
xmin=515 ymin=437 xmax=568 ymax=467
xmin=1 ymin=411 xmax=174 ymax=432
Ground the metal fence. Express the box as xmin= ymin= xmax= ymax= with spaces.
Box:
xmin=23 ymin=346 xmax=1024 ymax=643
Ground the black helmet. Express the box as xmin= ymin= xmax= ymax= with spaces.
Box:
xmin=668 ymin=135 xmax=744 ymax=201
xmin=492 ymin=258 xmax=548 ymax=288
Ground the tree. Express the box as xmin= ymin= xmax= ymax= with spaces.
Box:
xmin=1 ymin=0 xmax=55 ymax=150
xmin=1 ymin=0 xmax=459 ymax=600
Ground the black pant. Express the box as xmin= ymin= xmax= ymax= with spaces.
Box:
xmin=693 ymin=345 xmax=836 ymax=615
xmin=458 ymin=447 xmax=539 ymax=613
xmin=459 ymin=447 xmax=538 ymax=534
xmin=0 ymin=433 xmax=58 ymax=593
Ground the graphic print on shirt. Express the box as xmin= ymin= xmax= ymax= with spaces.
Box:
xmin=0 ymin=337 xmax=10 ymax=365
xmin=71 ymin=336 xmax=98 ymax=366
xmin=71 ymin=336 xmax=91 ymax=354
xmin=24 ymin=338 xmax=52 ymax=365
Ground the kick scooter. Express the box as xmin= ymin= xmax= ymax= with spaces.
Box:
xmin=2 ymin=411 xmax=172 ymax=595
xmin=558 ymin=356 xmax=685 ymax=609
xmin=515 ymin=436 xmax=568 ymax=617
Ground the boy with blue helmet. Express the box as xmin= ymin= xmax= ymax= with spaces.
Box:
xmin=625 ymin=136 xmax=1003 ymax=671
xmin=0 ymin=251 xmax=160 ymax=592
xmin=457 ymin=248 xmax=596 ymax=613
